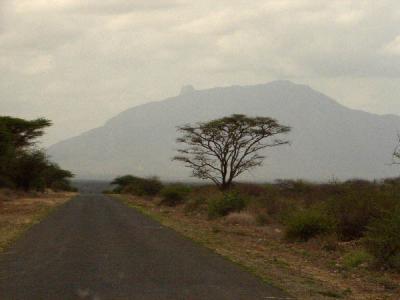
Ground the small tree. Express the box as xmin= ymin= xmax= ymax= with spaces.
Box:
xmin=173 ymin=114 xmax=290 ymax=190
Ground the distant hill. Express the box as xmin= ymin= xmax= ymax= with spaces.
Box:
xmin=48 ymin=80 xmax=400 ymax=181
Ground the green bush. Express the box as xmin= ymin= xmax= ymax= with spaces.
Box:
xmin=119 ymin=176 xmax=163 ymax=196
xmin=207 ymin=192 xmax=247 ymax=218
xmin=139 ymin=177 xmax=163 ymax=196
xmin=364 ymin=207 xmax=400 ymax=270
xmin=160 ymin=185 xmax=192 ymax=206
xmin=285 ymin=209 xmax=335 ymax=242
xmin=325 ymin=189 xmax=394 ymax=241
xmin=112 ymin=175 xmax=142 ymax=193
xmin=342 ymin=250 xmax=373 ymax=269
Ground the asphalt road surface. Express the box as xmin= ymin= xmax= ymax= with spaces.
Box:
xmin=0 ymin=194 xmax=291 ymax=300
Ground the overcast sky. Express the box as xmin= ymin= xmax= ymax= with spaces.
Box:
xmin=1 ymin=0 xmax=400 ymax=146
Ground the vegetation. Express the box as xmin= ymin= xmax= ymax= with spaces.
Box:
xmin=111 ymin=175 xmax=163 ymax=196
xmin=160 ymin=185 xmax=192 ymax=206
xmin=207 ymin=191 xmax=247 ymax=218
xmin=342 ymin=250 xmax=373 ymax=270
xmin=364 ymin=206 xmax=400 ymax=270
xmin=0 ymin=192 xmax=73 ymax=253
xmin=284 ymin=209 xmax=334 ymax=241
xmin=110 ymin=113 xmax=400 ymax=297
xmin=0 ymin=116 xmax=75 ymax=192
xmin=173 ymin=114 xmax=290 ymax=190
xmin=224 ymin=212 xmax=256 ymax=226
xmin=109 ymin=115 xmax=400 ymax=298
xmin=115 ymin=177 xmax=400 ymax=275
xmin=117 ymin=182 xmax=400 ymax=299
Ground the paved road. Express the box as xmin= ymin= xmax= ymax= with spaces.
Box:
xmin=0 ymin=194 xmax=291 ymax=300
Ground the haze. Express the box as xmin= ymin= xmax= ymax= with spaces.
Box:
xmin=1 ymin=1 xmax=400 ymax=146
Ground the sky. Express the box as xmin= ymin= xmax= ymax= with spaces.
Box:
xmin=1 ymin=0 xmax=400 ymax=146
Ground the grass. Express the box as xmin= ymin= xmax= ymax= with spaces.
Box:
xmin=342 ymin=250 xmax=373 ymax=270
xmin=0 ymin=191 xmax=75 ymax=252
xmin=224 ymin=212 xmax=257 ymax=226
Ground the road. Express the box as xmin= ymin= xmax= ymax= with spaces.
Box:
xmin=0 ymin=194 xmax=291 ymax=299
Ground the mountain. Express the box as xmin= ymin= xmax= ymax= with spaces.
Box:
xmin=48 ymin=80 xmax=400 ymax=182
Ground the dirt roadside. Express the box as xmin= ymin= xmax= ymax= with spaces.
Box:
xmin=0 ymin=191 xmax=76 ymax=252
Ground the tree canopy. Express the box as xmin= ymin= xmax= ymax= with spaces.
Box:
xmin=0 ymin=117 xmax=51 ymax=149
xmin=174 ymin=114 xmax=290 ymax=189
xmin=0 ymin=116 xmax=74 ymax=192
xmin=111 ymin=175 xmax=163 ymax=196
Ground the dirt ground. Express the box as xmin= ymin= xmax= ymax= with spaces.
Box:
xmin=0 ymin=190 xmax=76 ymax=252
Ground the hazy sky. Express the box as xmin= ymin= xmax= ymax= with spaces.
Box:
xmin=1 ymin=0 xmax=400 ymax=146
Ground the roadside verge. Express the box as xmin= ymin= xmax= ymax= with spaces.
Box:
xmin=0 ymin=191 xmax=76 ymax=253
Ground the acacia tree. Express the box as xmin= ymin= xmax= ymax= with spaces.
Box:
xmin=0 ymin=116 xmax=51 ymax=149
xmin=173 ymin=114 xmax=290 ymax=190
xmin=0 ymin=116 xmax=74 ymax=191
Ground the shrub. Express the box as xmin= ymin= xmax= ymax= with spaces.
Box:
xmin=139 ymin=177 xmax=163 ymax=196
xmin=244 ymin=200 xmax=271 ymax=225
xmin=326 ymin=189 xmax=396 ymax=241
xmin=255 ymin=213 xmax=270 ymax=226
xmin=208 ymin=192 xmax=247 ymax=218
xmin=364 ymin=207 xmax=400 ymax=270
xmin=184 ymin=196 xmax=206 ymax=214
xmin=183 ymin=185 xmax=220 ymax=214
xmin=285 ymin=209 xmax=335 ymax=242
xmin=160 ymin=185 xmax=192 ymax=206
xmin=112 ymin=175 xmax=141 ymax=188
xmin=342 ymin=250 xmax=373 ymax=269
xmin=259 ymin=196 xmax=297 ymax=220
xmin=234 ymin=183 xmax=266 ymax=197
xmin=224 ymin=212 xmax=256 ymax=226
xmin=120 ymin=176 xmax=163 ymax=196
xmin=275 ymin=179 xmax=315 ymax=195
xmin=112 ymin=175 xmax=143 ymax=193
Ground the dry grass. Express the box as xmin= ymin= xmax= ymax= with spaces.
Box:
xmin=116 ymin=194 xmax=400 ymax=300
xmin=224 ymin=212 xmax=257 ymax=226
xmin=0 ymin=190 xmax=76 ymax=252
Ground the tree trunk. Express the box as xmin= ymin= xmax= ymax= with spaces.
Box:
xmin=220 ymin=182 xmax=231 ymax=191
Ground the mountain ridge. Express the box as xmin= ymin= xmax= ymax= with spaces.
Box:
xmin=48 ymin=80 xmax=400 ymax=181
